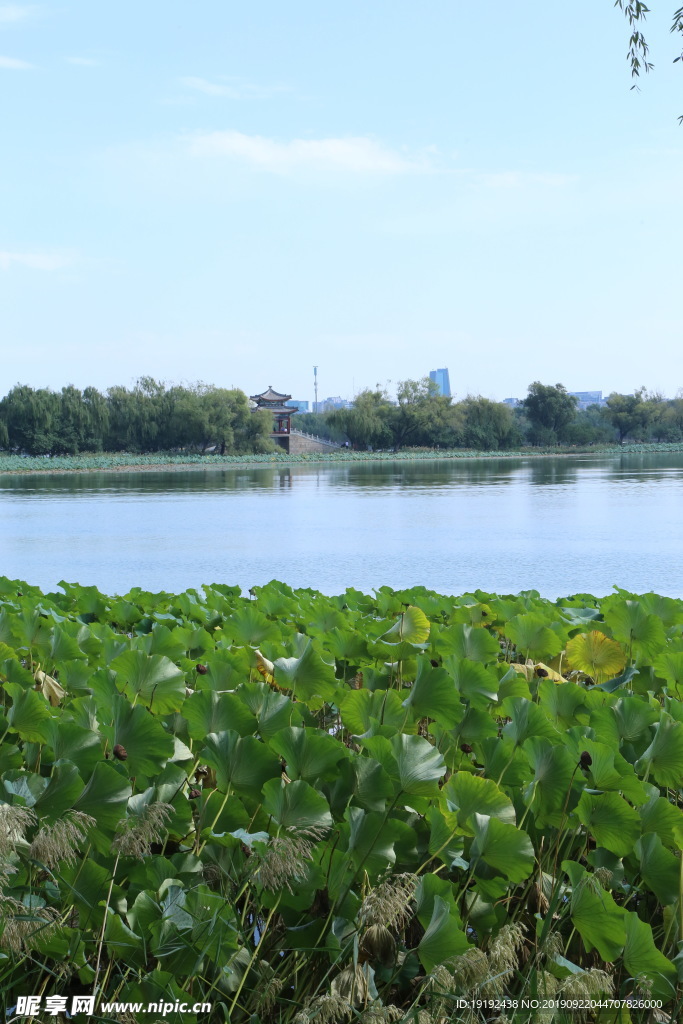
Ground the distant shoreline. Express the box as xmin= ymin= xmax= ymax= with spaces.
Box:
xmin=2 ymin=442 xmax=683 ymax=476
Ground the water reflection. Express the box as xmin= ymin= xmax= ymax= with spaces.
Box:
xmin=1 ymin=452 xmax=683 ymax=599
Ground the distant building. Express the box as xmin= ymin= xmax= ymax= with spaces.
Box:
xmin=286 ymin=400 xmax=310 ymax=412
xmin=569 ymin=391 xmax=606 ymax=410
xmin=320 ymin=396 xmax=352 ymax=412
xmin=503 ymin=397 xmax=521 ymax=407
xmin=429 ymin=368 xmax=451 ymax=397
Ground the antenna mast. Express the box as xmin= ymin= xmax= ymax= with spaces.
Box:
xmin=313 ymin=365 xmax=318 ymax=413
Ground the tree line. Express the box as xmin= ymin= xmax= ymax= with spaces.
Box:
xmin=317 ymin=380 xmax=683 ymax=450
xmin=0 ymin=379 xmax=274 ymax=456
xmin=2 ymin=378 xmax=682 ymax=456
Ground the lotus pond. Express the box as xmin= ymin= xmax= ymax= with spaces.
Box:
xmin=1 ymin=577 xmax=682 ymax=1023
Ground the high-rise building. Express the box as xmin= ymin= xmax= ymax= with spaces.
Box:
xmin=429 ymin=368 xmax=451 ymax=397
xmin=286 ymin=400 xmax=310 ymax=412
xmin=569 ymin=391 xmax=605 ymax=410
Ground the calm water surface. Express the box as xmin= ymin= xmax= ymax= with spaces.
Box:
xmin=1 ymin=453 xmax=682 ymax=598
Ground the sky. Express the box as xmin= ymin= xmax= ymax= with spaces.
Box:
xmin=1 ymin=1 xmax=683 ymax=406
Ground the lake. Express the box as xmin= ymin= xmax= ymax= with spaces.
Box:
xmin=1 ymin=452 xmax=682 ymax=599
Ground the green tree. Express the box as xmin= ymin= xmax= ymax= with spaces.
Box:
xmin=329 ymin=388 xmax=394 ymax=449
xmin=388 ymin=378 xmax=456 ymax=449
xmin=521 ymin=382 xmax=578 ymax=445
xmin=565 ymin=404 xmax=618 ymax=445
xmin=458 ymin=396 xmax=521 ymax=450
xmin=0 ymin=385 xmax=60 ymax=454
xmin=292 ymin=411 xmax=347 ymax=443
xmin=602 ymin=389 xmax=650 ymax=442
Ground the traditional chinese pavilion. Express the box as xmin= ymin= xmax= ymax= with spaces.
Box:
xmin=250 ymin=386 xmax=297 ymax=452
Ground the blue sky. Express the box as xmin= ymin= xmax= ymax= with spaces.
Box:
xmin=2 ymin=1 xmax=682 ymax=405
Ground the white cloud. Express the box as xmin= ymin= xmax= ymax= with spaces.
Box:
xmin=66 ymin=56 xmax=99 ymax=66
xmin=0 ymin=4 xmax=37 ymax=25
xmin=480 ymin=171 xmax=577 ymax=189
xmin=180 ymin=76 xmax=242 ymax=98
xmin=0 ymin=251 xmax=72 ymax=270
xmin=186 ymin=131 xmax=427 ymax=174
xmin=179 ymin=75 xmax=287 ymax=99
xmin=0 ymin=53 xmax=33 ymax=68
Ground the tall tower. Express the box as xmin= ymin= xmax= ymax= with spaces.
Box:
xmin=429 ymin=368 xmax=451 ymax=397
xmin=313 ymin=365 xmax=319 ymax=413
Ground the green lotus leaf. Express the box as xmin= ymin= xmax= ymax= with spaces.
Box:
xmin=0 ymin=743 xmax=22 ymax=773
xmin=654 ymin=650 xmax=683 ymax=693
xmin=223 ymin=604 xmax=281 ymax=647
xmin=201 ymin=730 xmax=280 ymax=797
xmin=611 ymin=695 xmax=659 ymax=744
xmin=537 ymin=679 xmax=589 ymax=729
xmin=4 ymin=682 xmax=51 ymax=743
xmin=3 ymin=770 xmax=48 ymax=807
xmin=505 ymin=613 xmax=563 ymax=661
xmin=565 ymin=631 xmax=626 ymax=684
xmin=443 ymin=773 xmax=515 ymax=833
xmin=127 ymin=889 xmax=162 ymax=937
xmin=60 ymin=856 xmax=124 ymax=929
xmin=559 ymin=606 xmax=602 ymax=626
xmin=501 ymin=696 xmax=559 ymax=745
xmin=379 ymin=605 xmax=430 ymax=645
xmin=183 ymin=885 xmax=239 ymax=963
xmin=342 ymin=805 xmax=404 ymax=878
xmin=269 ymin=727 xmax=347 ymax=784
xmin=351 ymin=756 xmax=395 ymax=812
xmin=638 ymin=592 xmax=683 ymax=627
xmin=33 ymin=763 xmax=85 ymax=820
xmin=438 ymin=623 xmax=500 ymax=664
xmin=635 ymin=712 xmax=683 ymax=788
xmin=622 ymin=911 xmax=678 ymax=999
xmin=426 ymin=807 xmax=467 ymax=868
xmin=562 ymin=860 xmax=626 ymax=962
xmin=110 ymin=651 xmax=186 ymax=715
xmin=575 ymin=791 xmax=640 ymax=857
xmin=588 ymin=664 xmax=640 ymax=693
xmin=635 ymin=832 xmax=680 ymax=905
xmin=71 ymin=761 xmax=132 ymax=852
xmin=446 ymin=657 xmax=499 ymax=709
xmin=104 ymin=909 xmax=145 ymax=965
xmin=569 ymin=737 xmax=646 ymax=804
xmin=401 ymin=663 xmax=460 ymax=727
xmin=604 ymin=600 xmax=667 ymax=662
xmin=48 ymin=622 xmax=88 ymax=663
xmin=142 ymin=623 xmax=190 ymax=661
xmin=303 ymin=603 xmax=348 ymax=636
xmin=638 ymin=785 xmax=683 ymax=847
xmin=322 ymin=626 xmax=369 ymax=663
xmin=262 ymin=778 xmax=332 ymax=832
xmin=183 ymin=689 xmax=255 ymax=740
xmin=480 ymin=736 xmax=532 ymax=788
xmin=417 ymin=895 xmax=470 ymax=973
xmin=236 ymin=681 xmax=302 ymax=739
xmin=273 ymin=638 xmax=337 ymax=702
xmin=106 ymin=695 xmax=175 ymax=778
xmin=341 ymin=688 xmax=410 ymax=735
xmin=364 ymin=733 xmax=446 ymax=797
xmin=523 ymin=737 xmax=581 ymax=828
xmin=469 ymin=813 xmax=534 ymax=883
xmin=416 ymin=872 xmax=461 ymax=926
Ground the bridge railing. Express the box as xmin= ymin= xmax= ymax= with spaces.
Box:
xmin=289 ymin=429 xmax=342 ymax=448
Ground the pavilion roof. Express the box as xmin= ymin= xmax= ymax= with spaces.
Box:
xmin=250 ymin=386 xmax=292 ymax=404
